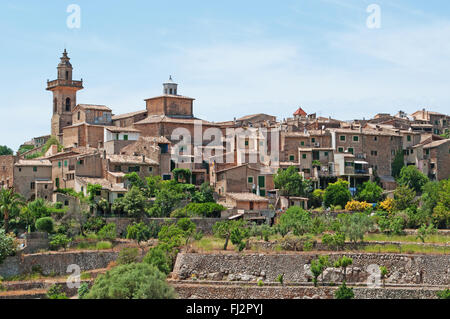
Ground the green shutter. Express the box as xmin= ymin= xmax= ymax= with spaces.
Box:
xmin=258 ymin=176 xmax=265 ymax=188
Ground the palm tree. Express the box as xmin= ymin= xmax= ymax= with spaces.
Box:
xmin=0 ymin=188 xmax=24 ymax=233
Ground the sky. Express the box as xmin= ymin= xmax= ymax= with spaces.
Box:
xmin=1 ymin=0 xmax=450 ymax=151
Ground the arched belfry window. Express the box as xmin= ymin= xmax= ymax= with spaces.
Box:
xmin=53 ymin=98 xmax=57 ymax=113
xmin=65 ymin=98 xmax=71 ymax=112
xmin=65 ymin=71 xmax=69 ymax=80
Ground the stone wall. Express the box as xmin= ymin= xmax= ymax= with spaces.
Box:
xmin=173 ymin=253 xmax=450 ymax=286
xmin=173 ymin=282 xmax=441 ymax=299
xmin=22 ymin=232 xmax=49 ymax=254
xmin=0 ymin=250 xmax=118 ymax=278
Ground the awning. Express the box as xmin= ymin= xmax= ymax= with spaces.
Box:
xmin=354 ymin=161 xmax=369 ymax=165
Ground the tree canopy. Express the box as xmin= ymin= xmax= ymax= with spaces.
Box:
xmin=323 ymin=179 xmax=351 ymax=208
xmin=274 ymin=166 xmax=310 ymax=197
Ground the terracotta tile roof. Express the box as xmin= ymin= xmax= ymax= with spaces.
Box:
xmin=105 ymin=126 xmax=141 ymax=133
xmin=112 ymin=110 xmax=147 ymax=120
xmin=226 ymin=192 xmax=269 ymax=202
xmin=144 ymin=95 xmax=195 ymax=101
xmin=106 ymin=154 xmax=158 ymax=165
xmin=77 ymin=177 xmax=127 ymax=192
xmin=293 ymin=107 xmax=307 ymax=117
xmin=76 ymin=104 xmax=112 ymax=112
xmin=237 ymin=113 xmax=276 ymax=121
xmin=134 ymin=115 xmax=220 ymax=126
xmin=422 ymin=139 xmax=450 ymax=149
xmin=15 ymin=159 xmax=52 ymax=167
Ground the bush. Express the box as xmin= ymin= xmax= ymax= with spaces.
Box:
xmin=279 ymin=206 xmax=313 ymax=236
xmin=126 ymin=222 xmax=151 ymax=247
xmin=436 ymin=289 xmax=450 ymax=299
xmin=0 ymin=229 xmax=16 ymax=264
xmin=143 ymin=246 xmax=172 ymax=275
xmin=357 ymin=181 xmax=383 ymax=203
xmin=35 ymin=217 xmax=54 ymax=233
xmin=46 ymin=284 xmax=68 ymax=299
xmin=117 ymin=247 xmax=140 ymax=265
xmin=97 ymin=223 xmax=117 ymax=241
xmin=49 ymin=234 xmax=72 ymax=251
xmin=322 ymin=233 xmax=345 ymax=251
xmin=78 ymin=282 xmax=90 ymax=299
xmin=334 ymin=282 xmax=354 ymax=299
xmin=84 ymin=217 xmax=106 ymax=233
xmin=379 ymin=198 xmax=394 ymax=213
xmin=84 ymin=263 xmax=176 ymax=299
xmin=324 ymin=179 xmax=352 ymax=208
xmin=345 ymin=200 xmax=372 ymax=212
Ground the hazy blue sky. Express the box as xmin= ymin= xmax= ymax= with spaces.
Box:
xmin=1 ymin=0 xmax=450 ymax=150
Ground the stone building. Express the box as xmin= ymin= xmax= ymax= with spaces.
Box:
xmin=13 ymin=159 xmax=52 ymax=201
xmin=47 ymin=50 xmax=83 ymax=137
xmin=0 ymin=155 xmax=16 ymax=189
xmin=225 ymin=192 xmax=269 ymax=211
xmin=104 ymin=126 xmax=141 ymax=155
xmin=411 ymin=109 xmax=450 ymax=135
xmin=210 ymin=163 xmax=275 ymax=197
xmin=72 ymin=104 xmax=112 ymax=126
xmin=62 ymin=123 xmax=105 ymax=148
xmin=112 ymin=110 xmax=147 ymax=128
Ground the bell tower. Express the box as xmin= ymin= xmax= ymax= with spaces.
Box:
xmin=47 ymin=49 xmax=83 ymax=137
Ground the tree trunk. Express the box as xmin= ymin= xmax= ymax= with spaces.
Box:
xmin=4 ymin=210 xmax=9 ymax=233
xmin=224 ymin=235 xmax=229 ymax=250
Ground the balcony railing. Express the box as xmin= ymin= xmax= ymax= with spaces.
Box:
xmin=47 ymin=79 xmax=83 ymax=89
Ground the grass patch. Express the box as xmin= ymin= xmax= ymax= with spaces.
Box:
xmin=364 ymin=233 xmax=449 ymax=244
xmin=96 ymin=241 xmax=112 ymax=250
xmin=192 ymin=236 xmax=231 ymax=252
xmin=363 ymin=244 xmax=448 ymax=254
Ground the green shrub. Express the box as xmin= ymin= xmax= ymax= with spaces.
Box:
xmin=78 ymin=282 xmax=90 ymax=299
xmin=84 ymin=263 xmax=176 ymax=299
xmin=46 ymin=284 xmax=68 ymax=299
xmin=97 ymin=223 xmax=117 ymax=241
xmin=334 ymin=282 xmax=354 ymax=299
xmin=35 ymin=217 xmax=54 ymax=233
xmin=322 ymin=233 xmax=345 ymax=251
xmin=117 ymin=247 xmax=140 ymax=265
xmin=49 ymin=234 xmax=71 ymax=251
xmin=276 ymin=274 xmax=284 ymax=285
xmin=436 ymin=288 xmax=450 ymax=299
xmin=0 ymin=229 xmax=16 ymax=264
xmin=257 ymin=279 xmax=264 ymax=287
xmin=143 ymin=246 xmax=172 ymax=275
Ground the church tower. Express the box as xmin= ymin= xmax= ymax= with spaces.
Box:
xmin=47 ymin=49 xmax=83 ymax=137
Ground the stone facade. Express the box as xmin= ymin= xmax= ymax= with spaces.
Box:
xmin=0 ymin=155 xmax=15 ymax=189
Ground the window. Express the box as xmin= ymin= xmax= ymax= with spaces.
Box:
xmin=338 ymin=147 xmax=344 ymax=153
xmin=64 ymin=160 xmax=68 ymax=167
xmin=302 ymin=154 xmax=307 ymax=159
xmin=44 ymin=184 xmax=48 ymax=189
xmin=30 ymin=182 xmax=35 ymax=190
xmin=340 ymin=136 xmax=346 ymax=141
xmin=371 ymin=151 xmax=378 ymax=156
xmin=58 ymin=161 xmax=61 ymax=168
xmin=124 ymin=135 xmax=129 ymax=141
xmin=245 ymin=140 xmax=249 ymax=146
xmin=324 ymin=152 xmax=328 ymax=156
xmin=65 ymin=200 xmax=69 ymax=206
xmin=348 ymin=148 xmax=354 ymax=154
xmin=301 ymin=141 xmax=305 ymax=146
xmin=311 ymin=138 xmax=316 ymax=143
xmin=53 ymin=98 xmax=57 ymax=113
xmin=77 ymin=112 xmax=81 ymax=121
xmin=33 ymin=166 xmax=37 ymax=172
xmin=149 ymin=167 xmax=153 ymax=173
xmin=407 ymin=135 xmax=411 ymax=142
xmin=248 ymin=176 xmax=254 ymax=184
xmin=65 ymin=98 xmax=71 ymax=112
xmin=289 ymin=155 xmax=295 ymax=161
xmin=78 ymin=160 xmax=84 ymax=165
xmin=374 ymin=137 xmax=378 ymax=141
xmin=353 ymin=136 xmax=359 ymax=142
xmin=55 ymin=178 xmax=60 ymax=188
xmin=65 ymin=71 xmax=69 ymax=80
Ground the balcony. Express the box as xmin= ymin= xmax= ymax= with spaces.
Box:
xmin=46 ymin=79 xmax=83 ymax=90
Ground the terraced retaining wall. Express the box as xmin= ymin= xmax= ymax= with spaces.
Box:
xmin=173 ymin=253 xmax=450 ymax=286
xmin=172 ymin=282 xmax=441 ymax=299
xmin=0 ymin=251 xmax=118 ymax=278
